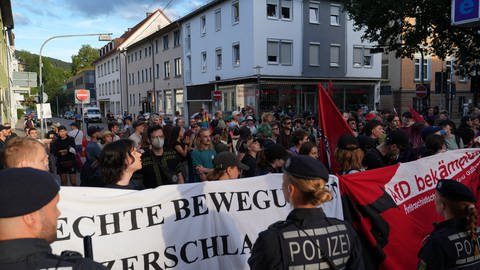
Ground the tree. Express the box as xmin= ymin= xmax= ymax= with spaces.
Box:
xmin=71 ymin=45 xmax=99 ymax=75
xmin=340 ymin=0 xmax=480 ymax=72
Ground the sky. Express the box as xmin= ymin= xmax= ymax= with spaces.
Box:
xmin=12 ymin=0 xmax=210 ymax=62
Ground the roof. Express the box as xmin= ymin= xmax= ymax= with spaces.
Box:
xmin=94 ymin=9 xmax=170 ymax=63
xmin=178 ymin=0 xmax=226 ymax=23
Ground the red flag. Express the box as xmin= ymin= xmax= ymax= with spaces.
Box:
xmin=327 ymin=80 xmax=334 ymax=97
xmin=81 ymin=135 xmax=87 ymax=157
xmin=317 ymin=83 xmax=354 ymax=172
xmin=409 ymin=107 xmax=427 ymax=124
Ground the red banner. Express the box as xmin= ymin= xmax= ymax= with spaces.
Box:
xmin=317 ymin=83 xmax=354 ymax=172
xmin=339 ymin=149 xmax=480 ymax=269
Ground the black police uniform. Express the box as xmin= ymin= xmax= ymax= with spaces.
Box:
xmin=418 ymin=218 xmax=480 ymax=270
xmin=249 ymin=155 xmax=365 ymax=270
xmin=248 ymin=208 xmax=364 ymax=270
xmin=0 ymin=238 xmax=107 ymax=269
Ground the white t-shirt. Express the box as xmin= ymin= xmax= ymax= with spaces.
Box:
xmin=68 ymin=129 xmax=84 ymax=146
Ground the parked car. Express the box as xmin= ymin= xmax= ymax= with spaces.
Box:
xmin=83 ymin=107 xmax=102 ymax=123
xmin=64 ymin=111 xmax=74 ymax=120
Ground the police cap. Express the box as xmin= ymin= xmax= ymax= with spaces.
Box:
xmin=436 ymin=179 xmax=476 ymax=203
xmin=0 ymin=168 xmax=60 ymax=218
xmin=283 ymin=155 xmax=329 ymax=180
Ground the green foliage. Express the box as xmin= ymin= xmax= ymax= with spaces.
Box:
xmin=71 ymin=45 xmax=99 ymax=75
xmin=340 ymin=0 xmax=480 ymax=72
xmin=15 ymin=50 xmax=71 ymax=114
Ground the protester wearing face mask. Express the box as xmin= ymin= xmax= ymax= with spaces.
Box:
xmin=141 ymin=125 xmax=185 ymax=188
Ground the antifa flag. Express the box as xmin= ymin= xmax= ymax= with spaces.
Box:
xmin=317 ymin=82 xmax=354 ymax=172
xmin=339 ymin=149 xmax=480 ymax=270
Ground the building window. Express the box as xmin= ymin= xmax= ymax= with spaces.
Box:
xmin=232 ymin=1 xmax=239 ymax=24
xmin=144 ymin=48 xmax=147 ymax=57
xmin=164 ymin=61 xmax=171 ymax=79
xmin=115 ymin=56 xmax=119 ymax=71
xmin=163 ymin=35 xmax=169 ymax=50
xmin=174 ymin=58 xmax=182 ymax=77
xmin=267 ymin=40 xmax=279 ymax=63
xmin=156 ymin=64 xmax=160 ymax=78
xmin=330 ymin=5 xmax=340 ymax=25
xmin=112 ymin=81 xmax=115 ymax=95
xmin=215 ymin=9 xmax=222 ymax=31
xmin=185 ymin=24 xmax=191 ymax=51
xmin=142 ymin=70 xmax=145 ymax=83
xmin=135 ymin=52 xmax=137 ymax=61
xmin=139 ymin=50 xmax=142 ymax=59
xmin=381 ymin=55 xmax=389 ymax=80
xmin=232 ymin=43 xmax=240 ymax=66
xmin=330 ymin=44 xmax=340 ymax=67
xmin=149 ymin=67 xmax=152 ymax=82
xmin=216 ymin=48 xmax=222 ymax=70
xmin=201 ymin=51 xmax=207 ymax=72
xmin=353 ymin=46 xmax=372 ymax=67
xmin=267 ymin=0 xmax=291 ymax=20
xmin=137 ymin=71 xmax=140 ymax=84
xmin=155 ymin=39 xmax=159 ymax=53
xmin=267 ymin=39 xmax=292 ymax=65
xmin=173 ymin=30 xmax=180 ymax=47
xmin=117 ymin=79 xmax=120 ymax=94
xmin=200 ymin=15 xmax=206 ymax=36
xmin=108 ymin=81 xmax=111 ymax=95
xmin=186 ymin=55 xmax=192 ymax=83
xmin=281 ymin=0 xmax=292 ymax=20
xmin=309 ymin=43 xmax=320 ymax=66
xmin=267 ymin=0 xmax=278 ymax=18
xmin=149 ymin=46 xmax=152 ymax=56
xmin=414 ymin=57 xmax=430 ymax=81
xmin=107 ymin=60 xmax=110 ymax=74
xmin=309 ymin=3 xmax=320 ymax=23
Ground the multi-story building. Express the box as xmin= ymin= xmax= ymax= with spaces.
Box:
xmin=65 ymin=68 xmax=95 ymax=111
xmin=94 ymin=10 xmax=171 ymax=117
xmin=125 ymin=23 xmax=184 ymax=117
xmin=181 ymin=0 xmax=381 ymax=116
xmin=380 ymin=52 xmax=472 ymax=118
xmin=0 ymin=0 xmax=14 ymax=123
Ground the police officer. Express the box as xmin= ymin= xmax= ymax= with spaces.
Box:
xmin=0 ymin=168 xmax=107 ymax=269
xmin=418 ymin=179 xmax=480 ymax=270
xmin=248 ymin=155 xmax=365 ymax=269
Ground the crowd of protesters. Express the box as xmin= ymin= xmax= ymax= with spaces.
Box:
xmin=1 ymin=104 xmax=480 ymax=189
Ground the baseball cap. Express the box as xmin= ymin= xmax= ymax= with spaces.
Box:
xmin=283 ymin=155 xmax=329 ymax=180
xmin=337 ymin=134 xmax=360 ymax=150
xmin=436 ymin=179 xmax=476 ymax=203
xmin=213 ymin=151 xmax=249 ymax=171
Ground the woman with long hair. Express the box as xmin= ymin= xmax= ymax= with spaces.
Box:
xmin=249 ymin=155 xmax=364 ymax=269
xmin=418 ymin=179 xmax=479 ymax=269
xmin=298 ymin=141 xmax=319 ymax=159
xmin=99 ymin=139 xmax=144 ymax=190
xmin=334 ymin=134 xmax=365 ymax=175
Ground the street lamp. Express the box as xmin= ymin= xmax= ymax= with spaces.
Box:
xmin=38 ymin=33 xmax=113 ymax=137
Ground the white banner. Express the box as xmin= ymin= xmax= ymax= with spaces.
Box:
xmin=52 ymin=174 xmax=342 ymax=269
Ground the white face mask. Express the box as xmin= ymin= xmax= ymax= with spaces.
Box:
xmin=152 ymin=137 xmax=165 ymax=149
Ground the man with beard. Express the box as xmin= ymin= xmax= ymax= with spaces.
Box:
xmin=0 ymin=168 xmax=107 ymax=269
xmin=363 ymin=129 xmax=409 ymax=170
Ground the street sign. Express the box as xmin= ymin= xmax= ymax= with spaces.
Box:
xmin=36 ymin=103 xmax=52 ymax=119
xmin=42 ymin=92 xmax=48 ymax=102
xmin=75 ymin=89 xmax=90 ymax=104
xmin=416 ymin=84 xmax=428 ymax=98
xmin=452 ymin=0 xmax=480 ymax=26
xmin=213 ymin=90 xmax=222 ymax=100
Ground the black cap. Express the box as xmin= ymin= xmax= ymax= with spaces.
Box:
xmin=213 ymin=152 xmax=249 ymax=171
xmin=87 ymin=125 xmax=103 ymax=137
xmin=386 ymin=130 xmax=409 ymax=148
xmin=265 ymin=143 xmax=289 ymax=161
xmin=0 ymin=168 xmax=60 ymax=218
xmin=337 ymin=134 xmax=359 ymax=150
xmin=357 ymin=135 xmax=376 ymax=150
xmin=436 ymin=179 xmax=476 ymax=203
xmin=283 ymin=155 xmax=329 ymax=180
xmin=239 ymin=126 xmax=252 ymax=140
xmin=0 ymin=125 xmax=6 ymax=131
xmin=133 ymin=120 xmax=146 ymax=128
